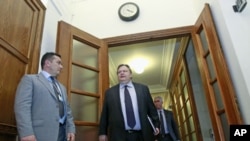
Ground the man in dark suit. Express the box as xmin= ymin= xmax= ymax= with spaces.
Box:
xmin=15 ymin=52 xmax=75 ymax=141
xmin=99 ymin=64 xmax=160 ymax=141
xmin=153 ymin=96 xmax=180 ymax=141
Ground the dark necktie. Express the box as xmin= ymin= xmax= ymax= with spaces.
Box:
xmin=160 ymin=110 xmax=166 ymax=134
xmin=50 ymin=76 xmax=64 ymax=117
xmin=124 ymin=85 xmax=136 ymax=128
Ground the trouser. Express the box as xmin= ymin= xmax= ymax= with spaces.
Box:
xmin=125 ymin=130 xmax=143 ymax=141
xmin=158 ymin=134 xmax=173 ymax=141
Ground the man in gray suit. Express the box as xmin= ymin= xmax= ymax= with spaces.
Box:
xmin=15 ymin=52 xmax=75 ymax=141
xmin=153 ymin=96 xmax=180 ymax=141
xmin=99 ymin=64 xmax=160 ymax=141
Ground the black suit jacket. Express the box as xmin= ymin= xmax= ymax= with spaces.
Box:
xmin=99 ymin=82 xmax=160 ymax=141
xmin=156 ymin=110 xmax=180 ymax=141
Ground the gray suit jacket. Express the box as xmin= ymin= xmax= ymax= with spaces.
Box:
xmin=14 ymin=72 xmax=75 ymax=140
xmin=99 ymin=82 xmax=160 ymax=141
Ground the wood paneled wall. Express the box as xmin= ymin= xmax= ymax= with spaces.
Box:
xmin=0 ymin=0 xmax=45 ymax=140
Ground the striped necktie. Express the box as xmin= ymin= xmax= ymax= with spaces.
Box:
xmin=50 ymin=76 xmax=64 ymax=117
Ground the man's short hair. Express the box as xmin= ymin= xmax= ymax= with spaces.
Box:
xmin=117 ymin=64 xmax=132 ymax=74
xmin=41 ymin=52 xmax=61 ymax=69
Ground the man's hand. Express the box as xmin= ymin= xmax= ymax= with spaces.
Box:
xmin=21 ymin=135 xmax=36 ymax=141
xmin=99 ymin=135 xmax=108 ymax=141
xmin=154 ymin=128 xmax=160 ymax=135
xmin=67 ymin=133 xmax=75 ymax=141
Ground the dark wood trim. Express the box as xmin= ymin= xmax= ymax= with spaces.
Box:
xmin=0 ymin=123 xmax=17 ymax=135
xmin=104 ymin=26 xmax=193 ymax=47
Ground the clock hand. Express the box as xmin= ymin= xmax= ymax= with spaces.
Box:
xmin=126 ymin=9 xmax=134 ymax=13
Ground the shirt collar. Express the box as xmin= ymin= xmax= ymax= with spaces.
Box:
xmin=41 ymin=70 xmax=53 ymax=81
xmin=158 ymin=109 xmax=164 ymax=113
xmin=120 ymin=81 xmax=133 ymax=88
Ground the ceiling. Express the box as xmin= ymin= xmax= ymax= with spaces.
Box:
xmin=108 ymin=38 xmax=181 ymax=94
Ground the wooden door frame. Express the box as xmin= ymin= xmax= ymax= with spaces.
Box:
xmin=103 ymin=4 xmax=242 ymax=141
xmin=104 ymin=26 xmax=193 ymax=47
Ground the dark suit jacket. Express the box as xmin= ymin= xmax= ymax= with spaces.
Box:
xmin=156 ymin=110 xmax=180 ymax=141
xmin=99 ymin=82 xmax=160 ymax=141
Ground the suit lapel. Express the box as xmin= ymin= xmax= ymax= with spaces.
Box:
xmin=113 ymin=84 xmax=122 ymax=112
xmin=164 ymin=110 xmax=171 ymax=124
xmin=133 ymin=83 xmax=142 ymax=110
xmin=37 ymin=73 xmax=58 ymax=100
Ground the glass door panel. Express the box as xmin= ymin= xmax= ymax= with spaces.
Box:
xmin=71 ymin=65 xmax=98 ymax=93
xmin=71 ymin=39 xmax=99 ymax=124
xmin=71 ymin=94 xmax=99 ymax=122
xmin=185 ymin=38 xmax=213 ymax=141
xmin=72 ymin=39 xmax=98 ymax=68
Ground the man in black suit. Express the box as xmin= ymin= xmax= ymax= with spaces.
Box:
xmin=153 ymin=96 xmax=180 ymax=141
xmin=99 ymin=64 xmax=160 ymax=141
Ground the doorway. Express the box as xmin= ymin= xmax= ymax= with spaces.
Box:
xmin=55 ymin=4 xmax=241 ymax=141
xmin=107 ymin=32 xmax=213 ymax=141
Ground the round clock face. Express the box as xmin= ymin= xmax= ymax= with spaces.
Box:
xmin=118 ymin=2 xmax=139 ymax=21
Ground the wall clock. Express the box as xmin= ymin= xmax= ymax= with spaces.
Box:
xmin=118 ymin=2 xmax=140 ymax=21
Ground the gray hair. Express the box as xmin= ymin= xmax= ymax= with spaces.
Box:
xmin=154 ymin=96 xmax=163 ymax=102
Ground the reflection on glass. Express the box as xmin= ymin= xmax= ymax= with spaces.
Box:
xmin=185 ymin=38 xmax=213 ymax=141
xmin=182 ymin=108 xmax=185 ymax=119
xmin=199 ymin=29 xmax=209 ymax=52
xmin=174 ymin=94 xmax=177 ymax=104
xmin=189 ymin=116 xmax=194 ymax=131
xmin=179 ymin=96 xmax=183 ymax=108
xmin=192 ymin=132 xmax=197 ymax=141
xmin=213 ymin=82 xmax=224 ymax=109
xmin=177 ymin=115 xmax=180 ymax=125
xmin=72 ymin=39 xmax=98 ymax=68
xmin=206 ymin=54 xmax=216 ymax=79
xmin=177 ymin=82 xmax=181 ymax=94
xmin=186 ymin=100 xmax=191 ymax=116
xmin=71 ymin=93 xmax=99 ymax=122
xmin=71 ymin=65 xmax=98 ymax=93
xmin=184 ymin=121 xmax=188 ymax=134
xmin=184 ymin=86 xmax=188 ymax=101
xmin=181 ymin=70 xmax=185 ymax=86
xmin=220 ymin=113 xmax=229 ymax=141
xmin=179 ymin=127 xmax=182 ymax=137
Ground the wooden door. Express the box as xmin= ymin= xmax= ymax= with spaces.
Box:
xmin=0 ymin=0 xmax=45 ymax=140
xmin=190 ymin=4 xmax=242 ymax=141
xmin=169 ymin=36 xmax=204 ymax=141
xmin=56 ymin=21 xmax=109 ymax=141
xmin=170 ymin=4 xmax=242 ymax=141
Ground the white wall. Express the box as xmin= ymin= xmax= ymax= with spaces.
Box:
xmin=69 ymin=0 xmax=197 ymax=38
xmin=216 ymin=0 xmax=250 ymax=123
xmin=196 ymin=0 xmax=250 ymax=123
xmin=39 ymin=0 xmax=73 ymax=71
xmin=41 ymin=0 xmax=250 ymax=123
